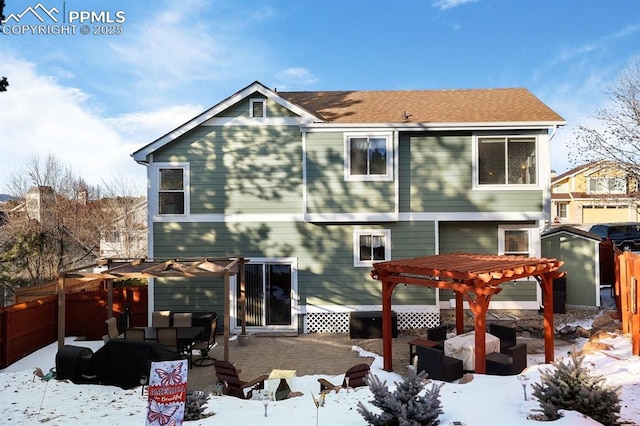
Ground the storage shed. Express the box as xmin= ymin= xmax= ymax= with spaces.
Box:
xmin=541 ymin=226 xmax=602 ymax=307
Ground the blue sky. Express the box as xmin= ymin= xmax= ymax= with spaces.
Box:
xmin=1 ymin=0 xmax=639 ymax=192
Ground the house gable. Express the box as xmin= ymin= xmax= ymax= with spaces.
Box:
xmin=132 ymin=81 xmax=321 ymax=164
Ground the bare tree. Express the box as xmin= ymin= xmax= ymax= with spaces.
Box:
xmin=95 ymin=175 xmax=147 ymax=259
xmin=0 ymin=155 xmax=146 ymax=294
xmin=572 ymin=60 xmax=640 ymax=209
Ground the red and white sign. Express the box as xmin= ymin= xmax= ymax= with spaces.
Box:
xmin=146 ymin=359 xmax=188 ymax=426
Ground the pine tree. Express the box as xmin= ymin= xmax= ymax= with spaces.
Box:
xmin=357 ymin=369 xmax=444 ymax=426
xmin=531 ymin=351 xmax=621 ymax=425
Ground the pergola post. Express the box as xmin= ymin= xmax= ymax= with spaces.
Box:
xmin=107 ymin=278 xmax=113 ymax=320
xmin=455 ymin=291 xmax=464 ymax=334
xmin=223 ymin=270 xmax=230 ymax=362
xmin=57 ymin=274 xmax=65 ymax=350
xmin=381 ymin=280 xmax=397 ymax=371
xmin=465 ymin=291 xmax=494 ymax=374
xmin=541 ymin=273 xmax=555 ymax=364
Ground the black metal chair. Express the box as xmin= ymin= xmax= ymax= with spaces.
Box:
xmin=416 ymin=345 xmax=463 ymax=382
xmin=192 ymin=316 xmax=218 ymax=367
xmin=485 ymin=342 xmax=528 ymax=376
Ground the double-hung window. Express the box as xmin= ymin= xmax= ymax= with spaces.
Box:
xmin=556 ymin=202 xmax=568 ymax=220
xmin=157 ymin=164 xmax=188 ymax=215
xmin=477 ymin=136 xmax=537 ymax=186
xmin=353 ymin=229 xmax=391 ymax=267
xmin=345 ymin=133 xmax=393 ymax=181
xmin=587 ymin=177 xmax=626 ymax=194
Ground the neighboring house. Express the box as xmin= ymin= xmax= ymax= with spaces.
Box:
xmin=551 ymin=161 xmax=640 ymax=225
xmin=99 ymin=197 xmax=148 ymax=259
xmin=132 ymin=81 xmax=565 ymax=334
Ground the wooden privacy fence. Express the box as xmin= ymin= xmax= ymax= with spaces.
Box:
xmin=0 ymin=286 xmax=147 ymax=369
xmin=615 ymin=251 xmax=640 ymax=356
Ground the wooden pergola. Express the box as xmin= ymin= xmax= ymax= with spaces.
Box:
xmin=371 ymin=252 xmax=565 ymax=373
xmin=57 ymin=257 xmax=248 ymax=362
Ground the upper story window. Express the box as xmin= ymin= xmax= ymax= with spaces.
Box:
xmin=250 ymin=98 xmax=266 ymax=118
xmin=477 ymin=136 xmax=537 ymax=186
xmin=158 ymin=164 xmax=189 ymax=215
xmin=345 ymin=133 xmax=393 ymax=181
xmin=353 ymin=229 xmax=391 ymax=267
xmin=587 ymin=177 xmax=626 ymax=194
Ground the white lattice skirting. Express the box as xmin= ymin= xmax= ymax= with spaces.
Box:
xmin=303 ymin=305 xmax=440 ymax=334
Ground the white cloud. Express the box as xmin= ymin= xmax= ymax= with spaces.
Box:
xmin=106 ymin=1 xmax=271 ymax=100
xmin=432 ymin=0 xmax=478 ymax=11
xmin=274 ymin=67 xmax=318 ymax=90
xmin=0 ymin=54 xmax=202 ymax=194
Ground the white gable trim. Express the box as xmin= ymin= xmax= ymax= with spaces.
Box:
xmin=132 ymin=81 xmax=321 ymax=162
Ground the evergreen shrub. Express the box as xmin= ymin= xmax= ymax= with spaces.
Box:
xmin=530 ymin=351 xmax=621 ymax=425
xmin=357 ymin=369 xmax=444 ymax=426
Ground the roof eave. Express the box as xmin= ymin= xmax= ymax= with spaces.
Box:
xmin=301 ymin=120 xmax=567 ymax=132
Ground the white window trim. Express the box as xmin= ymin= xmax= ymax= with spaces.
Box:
xmin=344 ymin=132 xmax=393 ymax=182
xmin=249 ymin=98 xmax=266 ymax=118
xmin=586 ymin=176 xmax=626 ymax=194
xmin=353 ymin=229 xmax=391 ymax=267
xmin=556 ymin=202 xmax=568 ymax=219
xmin=498 ymin=225 xmax=540 ymax=258
xmin=229 ymin=257 xmax=299 ymax=333
xmin=152 ymin=162 xmax=190 ymax=217
xmin=472 ymin=135 xmax=540 ymax=190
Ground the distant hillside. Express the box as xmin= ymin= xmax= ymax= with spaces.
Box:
xmin=0 ymin=194 xmax=20 ymax=202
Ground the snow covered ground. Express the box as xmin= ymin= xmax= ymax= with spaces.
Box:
xmin=1 ymin=330 xmax=638 ymax=425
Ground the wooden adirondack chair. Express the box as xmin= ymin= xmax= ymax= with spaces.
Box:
xmin=318 ymin=363 xmax=370 ymax=392
xmin=213 ymin=360 xmax=269 ymax=399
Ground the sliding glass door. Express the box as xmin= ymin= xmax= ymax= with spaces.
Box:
xmin=236 ymin=260 xmax=295 ymax=329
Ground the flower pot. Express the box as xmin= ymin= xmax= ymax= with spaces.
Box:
xmin=237 ymin=334 xmax=251 ymax=346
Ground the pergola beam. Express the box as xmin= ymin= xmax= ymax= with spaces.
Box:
xmin=372 ymin=253 xmax=564 ymax=374
xmin=57 ymin=257 xmax=248 ymax=356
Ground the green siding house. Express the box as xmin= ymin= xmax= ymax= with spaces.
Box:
xmin=132 ymin=81 xmax=566 ymax=334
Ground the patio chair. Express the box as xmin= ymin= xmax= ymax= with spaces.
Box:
xmin=157 ymin=327 xmax=192 ymax=369
xmin=485 ymin=342 xmax=528 ymax=376
xmin=124 ymin=328 xmax=145 ymax=342
xmin=416 ymin=345 xmax=463 ymax=382
xmin=213 ymin=360 xmax=269 ymax=399
xmin=105 ymin=317 xmax=122 ymax=340
xmin=318 ymin=363 xmax=370 ymax=392
xmin=426 ymin=324 xmax=448 ymax=349
xmin=151 ymin=310 xmax=171 ymax=328
xmin=172 ymin=312 xmax=192 ymax=327
xmin=157 ymin=327 xmax=179 ymax=351
xmin=488 ymin=323 xmax=517 ymax=351
xmin=192 ymin=316 xmax=218 ymax=367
